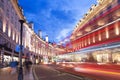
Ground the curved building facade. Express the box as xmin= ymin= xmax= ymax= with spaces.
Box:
xmin=0 ymin=0 xmax=56 ymax=66
xmin=64 ymin=0 xmax=120 ymax=64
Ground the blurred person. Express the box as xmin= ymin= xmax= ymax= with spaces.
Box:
xmin=24 ymin=59 xmax=32 ymax=74
xmin=9 ymin=60 xmax=18 ymax=74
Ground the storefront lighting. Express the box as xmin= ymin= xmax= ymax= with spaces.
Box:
xmin=98 ymin=32 xmax=101 ymax=41
xmin=106 ymin=28 xmax=109 ymax=39
xmin=98 ymin=20 xmax=105 ymax=26
xmin=85 ymin=39 xmax=87 ymax=46
xmin=88 ymin=37 xmax=90 ymax=44
xmin=115 ymin=10 xmax=120 ymax=17
xmin=80 ymin=43 xmax=81 ymax=48
xmin=8 ymin=27 xmax=11 ymax=37
xmin=76 ymin=43 xmax=120 ymax=55
xmin=81 ymin=41 xmax=83 ymax=47
xmin=85 ymin=27 xmax=91 ymax=32
xmin=16 ymin=35 xmax=18 ymax=43
xmin=3 ymin=21 xmax=6 ymax=33
xmin=115 ymin=23 xmax=119 ymax=35
xmin=93 ymin=34 xmax=95 ymax=43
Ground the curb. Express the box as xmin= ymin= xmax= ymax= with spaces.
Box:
xmin=32 ymin=65 xmax=39 ymax=80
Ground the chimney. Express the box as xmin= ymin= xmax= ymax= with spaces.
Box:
xmin=38 ymin=30 xmax=42 ymax=38
xmin=29 ymin=22 xmax=34 ymax=30
xmin=45 ymin=35 xmax=48 ymax=42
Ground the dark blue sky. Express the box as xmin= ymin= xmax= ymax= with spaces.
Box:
xmin=18 ymin=0 xmax=97 ymax=43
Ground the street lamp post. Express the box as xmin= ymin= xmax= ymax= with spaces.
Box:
xmin=18 ymin=20 xmax=25 ymax=80
xmin=1 ymin=48 xmax=4 ymax=67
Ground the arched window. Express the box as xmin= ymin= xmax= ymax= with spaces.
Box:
xmin=6 ymin=22 xmax=8 ymax=35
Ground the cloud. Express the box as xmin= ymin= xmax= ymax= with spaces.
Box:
xmin=56 ymin=28 xmax=72 ymax=42
xmin=19 ymin=0 xmax=97 ymax=43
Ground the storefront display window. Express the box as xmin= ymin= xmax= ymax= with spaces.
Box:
xmin=112 ymin=50 xmax=120 ymax=64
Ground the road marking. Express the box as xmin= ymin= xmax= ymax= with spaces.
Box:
xmin=74 ymin=67 xmax=120 ymax=76
xmin=66 ymin=73 xmax=87 ymax=80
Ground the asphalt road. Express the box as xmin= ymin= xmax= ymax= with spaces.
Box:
xmin=34 ymin=65 xmax=93 ymax=80
xmin=53 ymin=63 xmax=120 ymax=80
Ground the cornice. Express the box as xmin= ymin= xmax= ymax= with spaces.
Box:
xmin=10 ymin=0 xmax=25 ymax=20
xmin=10 ymin=0 xmax=54 ymax=49
xmin=72 ymin=0 xmax=113 ymax=39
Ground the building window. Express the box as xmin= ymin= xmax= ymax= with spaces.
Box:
xmin=99 ymin=11 xmax=103 ymax=16
xmin=14 ymin=32 xmax=16 ymax=41
xmin=118 ymin=0 xmax=120 ymax=3
xmin=6 ymin=9 xmax=9 ymax=18
xmin=0 ymin=19 xmax=3 ymax=31
xmin=12 ymin=31 xmax=14 ymax=40
xmin=98 ymin=31 xmax=101 ymax=41
xmin=11 ymin=29 xmax=12 ymax=39
xmin=1 ymin=0 xmax=4 ymax=3
xmin=16 ymin=34 xmax=18 ymax=43
xmin=107 ymin=5 xmax=111 ymax=11
xmin=0 ymin=0 xmax=4 ymax=9
xmin=106 ymin=28 xmax=109 ymax=39
xmin=88 ymin=37 xmax=90 ymax=44
xmin=6 ymin=23 xmax=8 ymax=35
xmin=115 ymin=22 xmax=120 ymax=35
xmin=108 ymin=15 xmax=113 ymax=23
xmin=93 ymin=34 xmax=95 ymax=43
xmin=8 ymin=26 xmax=11 ymax=37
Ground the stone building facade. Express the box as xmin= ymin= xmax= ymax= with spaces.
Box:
xmin=0 ymin=0 xmax=57 ymax=66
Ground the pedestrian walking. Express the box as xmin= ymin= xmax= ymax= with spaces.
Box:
xmin=9 ymin=60 xmax=18 ymax=74
xmin=24 ymin=59 xmax=32 ymax=74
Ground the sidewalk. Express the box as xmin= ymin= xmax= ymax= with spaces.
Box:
xmin=0 ymin=67 xmax=17 ymax=80
xmin=0 ymin=66 xmax=34 ymax=80
xmin=24 ymin=66 xmax=34 ymax=80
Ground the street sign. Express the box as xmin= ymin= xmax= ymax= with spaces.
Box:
xmin=15 ymin=45 xmax=24 ymax=53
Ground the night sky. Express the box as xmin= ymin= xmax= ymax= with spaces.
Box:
xmin=18 ymin=0 xmax=97 ymax=43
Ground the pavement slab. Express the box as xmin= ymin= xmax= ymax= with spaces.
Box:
xmin=0 ymin=66 xmax=34 ymax=80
